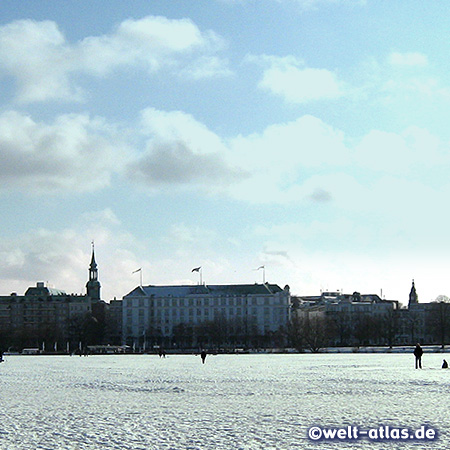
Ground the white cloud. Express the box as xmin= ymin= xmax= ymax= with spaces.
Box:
xmin=380 ymin=76 xmax=450 ymax=102
xmin=6 ymin=101 xmax=445 ymax=217
xmin=127 ymin=108 xmax=246 ymax=188
xmin=0 ymin=20 xmax=82 ymax=102
xmin=355 ymin=126 xmax=447 ymax=174
xmin=178 ymin=55 xmax=233 ymax=80
xmin=0 ymin=111 xmax=126 ymax=193
xmin=78 ymin=16 xmax=225 ymax=75
xmin=0 ymin=211 xmax=146 ymax=301
xmin=81 ymin=208 xmax=122 ymax=226
xmin=127 ymin=141 xmax=245 ymax=187
xmin=0 ymin=17 xmax=229 ymax=103
xmin=230 ymin=114 xmax=349 ymax=169
xmin=225 ymin=0 xmax=367 ymax=9
xmin=117 ymin=16 xmax=207 ymax=52
xmin=287 ymin=0 xmax=366 ymax=9
xmin=358 ymin=52 xmax=450 ymax=105
xmin=0 ymin=228 xmax=88 ymax=294
xmin=125 ymin=110 xmax=352 ymax=204
xmin=227 ymin=115 xmax=350 ymax=203
xmin=0 ymin=107 xmax=353 ymax=201
xmin=388 ymin=52 xmax=428 ymax=67
xmin=224 ymin=115 xmax=450 ymax=213
xmin=139 ymin=108 xmax=226 ymax=153
xmin=255 ymin=55 xmax=343 ymax=103
xmin=355 ymin=130 xmax=411 ymax=174
xmin=260 ymin=66 xmax=342 ymax=103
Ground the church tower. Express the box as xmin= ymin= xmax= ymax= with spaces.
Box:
xmin=86 ymin=242 xmax=101 ymax=301
xmin=408 ymin=279 xmax=418 ymax=308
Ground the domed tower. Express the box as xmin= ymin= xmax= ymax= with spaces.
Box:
xmin=408 ymin=279 xmax=418 ymax=308
xmin=86 ymin=242 xmax=101 ymax=301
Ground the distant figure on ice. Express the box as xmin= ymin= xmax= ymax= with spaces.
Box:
xmin=442 ymin=359 xmax=448 ymax=369
xmin=158 ymin=349 xmax=166 ymax=358
xmin=200 ymin=350 xmax=207 ymax=364
xmin=414 ymin=343 xmax=423 ymax=369
xmin=0 ymin=351 xmax=3 ymax=363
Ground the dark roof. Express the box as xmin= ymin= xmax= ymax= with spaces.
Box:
xmin=208 ymin=283 xmax=283 ymax=295
xmin=25 ymin=286 xmax=67 ymax=296
xmin=124 ymin=283 xmax=284 ymax=298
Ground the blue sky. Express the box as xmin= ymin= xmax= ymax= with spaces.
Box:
xmin=1 ymin=0 xmax=450 ymax=304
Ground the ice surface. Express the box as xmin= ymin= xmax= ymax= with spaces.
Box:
xmin=0 ymin=353 xmax=448 ymax=449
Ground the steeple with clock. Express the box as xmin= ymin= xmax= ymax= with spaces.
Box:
xmin=86 ymin=242 xmax=101 ymax=301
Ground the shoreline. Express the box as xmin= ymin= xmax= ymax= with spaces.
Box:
xmin=3 ymin=345 xmax=449 ymax=356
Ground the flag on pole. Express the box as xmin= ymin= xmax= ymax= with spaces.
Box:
xmin=132 ymin=267 xmax=143 ymax=287
xmin=254 ymin=265 xmax=266 ymax=284
xmin=192 ymin=266 xmax=203 ymax=285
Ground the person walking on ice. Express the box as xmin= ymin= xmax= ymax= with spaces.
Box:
xmin=414 ymin=343 xmax=423 ymax=369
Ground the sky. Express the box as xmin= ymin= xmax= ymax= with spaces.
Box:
xmin=1 ymin=0 xmax=450 ymax=305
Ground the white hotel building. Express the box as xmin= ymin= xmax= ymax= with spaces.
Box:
xmin=122 ymin=283 xmax=291 ymax=349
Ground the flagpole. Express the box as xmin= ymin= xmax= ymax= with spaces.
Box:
xmin=132 ymin=268 xmax=143 ymax=288
xmin=192 ymin=266 xmax=202 ymax=285
xmin=255 ymin=265 xmax=265 ymax=284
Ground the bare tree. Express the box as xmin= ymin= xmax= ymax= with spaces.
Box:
xmin=353 ymin=314 xmax=378 ymax=346
xmin=406 ymin=309 xmax=422 ymax=345
xmin=330 ymin=312 xmax=352 ymax=346
xmin=302 ymin=315 xmax=331 ymax=353
xmin=381 ymin=309 xmax=399 ymax=348
xmin=287 ymin=315 xmax=304 ymax=352
xmin=427 ymin=298 xmax=450 ymax=348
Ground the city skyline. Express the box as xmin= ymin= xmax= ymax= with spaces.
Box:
xmin=1 ymin=1 xmax=450 ymax=303
xmin=0 ymin=246 xmax=425 ymax=307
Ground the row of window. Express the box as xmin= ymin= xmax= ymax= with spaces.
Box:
xmin=124 ymin=296 xmax=287 ymax=308
xmin=126 ymin=322 xmax=278 ymax=337
xmin=124 ymin=311 xmax=287 ymax=327
xmin=127 ymin=306 xmax=288 ymax=318
xmin=9 ymin=305 xmax=90 ymax=312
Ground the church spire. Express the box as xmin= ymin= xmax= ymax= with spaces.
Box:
xmin=89 ymin=241 xmax=98 ymax=275
xmin=86 ymin=241 xmax=101 ymax=301
xmin=408 ymin=279 xmax=418 ymax=308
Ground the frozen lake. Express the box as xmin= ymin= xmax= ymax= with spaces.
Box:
xmin=0 ymin=353 xmax=448 ymax=449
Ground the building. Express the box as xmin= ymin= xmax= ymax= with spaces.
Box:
xmin=0 ymin=245 xmax=104 ymax=352
xmin=0 ymin=282 xmax=93 ymax=351
xmin=293 ymin=291 xmax=398 ymax=348
xmin=105 ymin=298 xmax=123 ymax=345
xmin=122 ymin=283 xmax=291 ymax=349
xmin=396 ymin=280 xmax=443 ymax=345
xmin=86 ymin=244 xmax=101 ymax=301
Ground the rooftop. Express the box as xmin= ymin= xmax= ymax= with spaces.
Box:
xmin=124 ymin=283 xmax=285 ymax=298
xmin=25 ymin=282 xmax=67 ymax=297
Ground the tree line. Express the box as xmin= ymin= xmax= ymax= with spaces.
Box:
xmin=3 ymin=301 xmax=450 ymax=353
xmin=288 ymin=301 xmax=450 ymax=352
